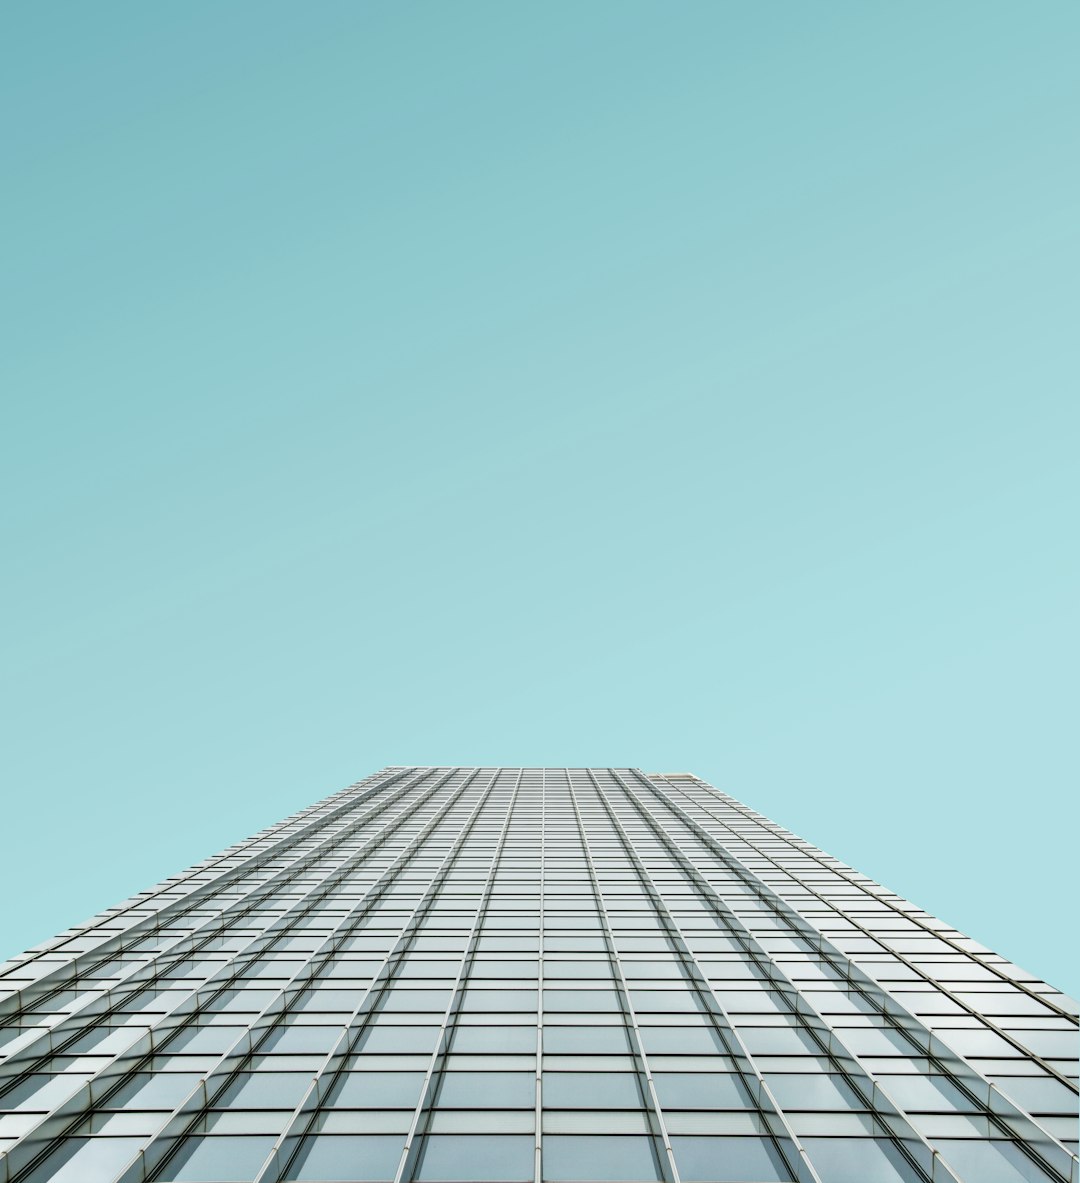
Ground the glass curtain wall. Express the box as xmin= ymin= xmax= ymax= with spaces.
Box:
xmin=0 ymin=768 xmax=1075 ymax=1183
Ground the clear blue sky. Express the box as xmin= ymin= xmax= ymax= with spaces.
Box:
xmin=2 ymin=3 xmax=1076 ymax=996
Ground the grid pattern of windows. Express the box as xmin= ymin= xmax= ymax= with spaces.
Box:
xmin=0 ymin=767 xmax=1075 ymax=1183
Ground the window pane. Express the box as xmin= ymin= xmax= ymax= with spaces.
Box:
xmin=737 ymin=1027 xmax=819 ymax=1056
xmin=542 ymin=1134 xmax=662 ymax=1181
xmin=438 ymin=1072 xmax=535 ymax=1108
xmin=461 ymin=991 xmax=538 ymax=1013
xmin=544 ymin=990 xmax=622 ymax=1012
xmin=24 ymin=1137 xmax=139 ymax=1183
xmin=415 ymin=1134 xmax=534 ymax=1181
xmin=638 ymin=1028 xmax=723 ymax=1055
xmin=653 ymin=1073 xmax=753 ymax=1110
xmin=159 ymin=1135 xmax=278 ymax=1181
xmin=993 ymin=1076 xmax=1078 ymax=1114
xmin=168 ymin=1028 xmax=246 ymax=1054
xmin=358 ymin=1026 xmax=441 ymax=1054
xmin=763 ymin=1074 xmax=865 ymax=1113
xmin=331 ymin=1072 xmax=426 ymax=1109
xmin=935 ymin=1140 xmax=1054 ymax=1183
xmin=285 ymin=1134 xmax=403 ymax=1181
xmin=219 ymin=1072 xmax=311 ymax=1109
xmin=871 ymin=1075 xmax=973 ymax=1114
xmin=1 ymin=1074 xmax=87 ymax=1111
xmin=105 ymin=1073 xmax=203 ymax=1111
xmin=544 ymin=1028 xmax=631 ymax=1055
xmin=670 ymin=1136 xmax=792 ymax=1182
xmin=544 ymin=1073 xmax=643 ymax=1109
xmin=261 ymin=1027 xmax=342 ymax=1054
xmin=452 ymin=1027 xmax=537 ymax=1054
xmin=802 ymin=1137 xmax=923 ymax=1183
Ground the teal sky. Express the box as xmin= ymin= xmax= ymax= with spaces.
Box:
xmin=2 ymin=4 xmax=1076 ymax=996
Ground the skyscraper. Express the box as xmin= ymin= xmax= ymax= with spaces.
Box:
xmin=0 ymin=767 xmax=1075 ymax=1183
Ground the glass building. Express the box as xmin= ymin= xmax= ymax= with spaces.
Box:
xmin=0 ymin=767 xmax=1075 ymax=1183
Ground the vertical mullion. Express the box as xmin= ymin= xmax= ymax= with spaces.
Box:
xmin=563 ymin=769 xmax=681 ymax=1183
xmin=0 ymin=766 xmax=436 ymax=1044
xmin=675 ymin=778 xmax=1074 ymax=1020
xmin=611 ymin=770 xmax=958 ymax=1182
xmin=1 ymin=766 xmax=418 ymax=1021
xmin=256 ymin=769 xmax=501 ymax=1183
xmin=615 ymin=771 xmax=1059 ymax=1183
xmin=132 ymin=768 xmax=484 ymax=1183
xmin=587 ymin=770 xmax=829 ymax=1183
xmin=628 ymin=770 xmax=1079 ymax=1178
xmin=535 ymin=768 xmax=546 ymax=1183
xmin=656 ymin=774 xmax=1079 ymax=1078
xmin=3 ymin=769 xmax=462 ymax=1183
xmin=394 ymin=768 xmax=525 ymax=1183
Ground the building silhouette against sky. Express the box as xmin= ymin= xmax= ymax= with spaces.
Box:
xmin=0 ymin=767 xmax=1075 ymax=1183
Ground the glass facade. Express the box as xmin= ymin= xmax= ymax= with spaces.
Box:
xmin=0 ymin=766 xmax=1075 ymax=1183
